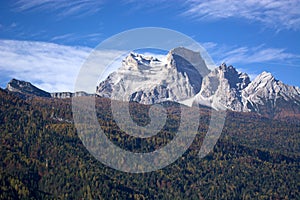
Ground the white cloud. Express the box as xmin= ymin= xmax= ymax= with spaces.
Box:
xmin=201 ymin=42 xmax=218 ymax=50
xmin=202 ymin=42 xmax=300 ymax=81
xmin=184 ymin=0 xmax=300 ymax=30
xmin=0 ymin=40 xmax=92 ymax=92
xmin=50 ymin=32 xmax=103 ymax=44
xmin=0 ymin=40 xmax=131 ymax=93
xmin=51 ymin=33 xmax=75 ymax=41
xmin=203 ymin=43 xmax=300 ymax=66
xmin=14 ymin=0 xmax=105 ymax=17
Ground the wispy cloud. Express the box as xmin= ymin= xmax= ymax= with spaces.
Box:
xmin=202 ymin=42 xmax=300 ymax=80
xmin=225 ymin=47 xmax=300 ymax=65
xmin=198 ymin=41 xmax=300 ymax=83
xmin=51 ymin=33 xmax=75 ymax=41
xmin=0 ymin=40 xmax=129 ymax=92
xmin=184 ymin=0 xmax=300 ymax=30
xmin=14 ymin=0 xmax=106 ymax=17
xmin=50 ymin=32 xmax=102 ymax=44
xmin=202 ymin=42 xmax=300 ymax=66
xmin=0 ymin=40 xmax=92 ymax=92
xmin=201 ymin=42 xmax=218 ymax=50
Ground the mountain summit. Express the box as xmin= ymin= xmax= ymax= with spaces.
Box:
xmin=96 ymin=47 xmax=210 ymax=104
xmin=242 ymin=71 xmax=300 ymax=118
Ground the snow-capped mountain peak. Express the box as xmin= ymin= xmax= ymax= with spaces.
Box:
xmin=251 ymin=71 xmax=275 ymax=85
xmin=96 ymin=47 xmax=210 ymax=104
xmin=259 ymin=71 xmax=273 ymax=78
xmin=122 ymin=52 xmax=162 ymax=71
xmin=241 ymin=71 xmax=300 ymax=117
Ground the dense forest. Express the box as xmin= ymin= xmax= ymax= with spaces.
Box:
xmin=0 ymin=88 xmax=299 ymax=199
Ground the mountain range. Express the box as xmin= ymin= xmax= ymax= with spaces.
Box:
xmin=4 ymin=47 xmax=300 ymax=119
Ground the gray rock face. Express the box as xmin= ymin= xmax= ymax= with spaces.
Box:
xmin=6 ymin=79 xmax=51 ymax=98
xmin=195 ymin=63 xmax=251 ymax=111
xmin=166 ymin=47 xmax=210 ymax=93
xmin=96 ymin=47 xmax=210 ymax=104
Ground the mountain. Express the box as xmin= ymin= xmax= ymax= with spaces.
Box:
xmin=195 ymin=67 xmax=300 ymax=118
xmin=242 ymin=71 xmax=300 ymax=118
xmin=96 ymin=47 xmax=210 ymax=104
xmin=6 ymin=78 xmax=51 ymax=98
xmin=96 ymin=48 xmax=300 ymax=119
xmin=5 ymin=78 xmax=94 ymax=99
xmin=194 ymin=65 xmax=300 ymax=118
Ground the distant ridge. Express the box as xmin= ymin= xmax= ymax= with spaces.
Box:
xmin=6 ymin=78 xmax=51 ymax=98
xmin=51 ymin=91 xmax=95 ymax=98
xmin=5 ymin=79 xmax=94 ymax=99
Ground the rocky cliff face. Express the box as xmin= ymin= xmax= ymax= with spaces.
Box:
xmin=195 ymin=63 xmax=250 ymax=111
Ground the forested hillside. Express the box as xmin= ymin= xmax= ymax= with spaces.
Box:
xmin=0 ymin=88 xmax=299 ymax=199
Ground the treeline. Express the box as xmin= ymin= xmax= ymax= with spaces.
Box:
xmin=0 ymin=89 xmax=299 ymax=199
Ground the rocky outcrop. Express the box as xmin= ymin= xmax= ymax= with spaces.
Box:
xmin=6 ymin=79 xmax=51 ymax=98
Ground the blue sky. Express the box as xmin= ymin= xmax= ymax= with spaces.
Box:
xmin=0 ymin=0 xmax=300 ymax=92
